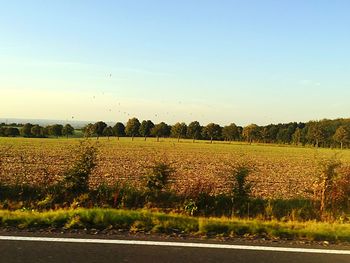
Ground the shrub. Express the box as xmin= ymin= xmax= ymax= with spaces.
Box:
xmin=145 ymin=162 xmax=174 ymax=200
xmin=331 ymin=167 xmax=350 ymax=212
xmin=63 ymin=141 xmax=97 ymax=195
xmin=183 ymin=200 xmax=198 ymax=216
xmin=230 ymin=165 xmax=253 ymax=216
xmin=313 ymin=155 xmax=342 ymax=219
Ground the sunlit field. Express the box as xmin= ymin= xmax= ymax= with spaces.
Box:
xmin=1 ymin=137 xmax=349 ymax=199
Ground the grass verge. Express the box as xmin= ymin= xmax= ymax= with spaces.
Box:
xmin=0 ymin=208 xmax=350 ymax=242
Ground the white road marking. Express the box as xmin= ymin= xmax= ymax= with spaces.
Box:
xmin=0 ymin=235 xmax=349 ymax=255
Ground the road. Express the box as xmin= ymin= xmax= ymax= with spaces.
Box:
xmin=0 ymin=235 xmax=349 ymax=263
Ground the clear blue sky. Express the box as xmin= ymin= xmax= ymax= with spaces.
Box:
xmin=1 ymin=0 xmax=349 ymax=125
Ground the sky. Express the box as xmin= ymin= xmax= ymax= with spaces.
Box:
xmin=1 ymin=0 xmax=350 ymax=126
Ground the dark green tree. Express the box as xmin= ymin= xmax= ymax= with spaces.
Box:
xmin=83 ymin=123 xmax=94 ymax=138
xmin=4 ymin=127 xmax=20 ymax=137
xmin=333 ymin=126 xmax=350 ymax=149
xmin=0 ymin=126 xmax=5 ymax=136
xmin=187 ymin=121 xmax=202 ymax=142
xmin=276 ymin=128 xmax=289 ymax=144
xmin=62 ymin=124 xmax=74 ymax=138
xmin=307 ymin=121 xmax=326 ymax=147
xmin=31 ymin=125 xmax=44 ymax=138
xmin=49 ymin=124 xmax=63 ymax=138
xmin=93 ymin=121 xmax=107 ymax=139
xmin=103 ymin=126 xmax=114 ymax=139
xmin=113 ymin=122 xmax=125 ymax=140
xmin=203 ymin=123 xmax=222 ymax=143
xmin=21 ymin=123 xmax=33 ymax=137
xmin=139 ymin=120 xmax=154 ymax=141
xmin=292 ymin=128 xmax=302 ymax=145
xmin=151 ymin=122 xmax=168 ymax=142
xmin=171 ymin=122 xmax=187 ymax=142
xmin=242 ymin=124 xmax=260 ymax=143
xmin=266 ymin=125 xmax=279 ymax=143
xmin=125 ymin=117 xmax=141 ymax=141
xmin=222 ymin=123 xmax=239 ymax=142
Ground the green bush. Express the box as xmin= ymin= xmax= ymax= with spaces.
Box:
xmin=63 ymin=141 xmax=97 ymax=195
xmin=145 ymin=162 xmax=174 ymax=202
xmin=145 ymin=162 xmax=173 ymax=192
xmin=230 ymin=165 xmax=252 ymax=216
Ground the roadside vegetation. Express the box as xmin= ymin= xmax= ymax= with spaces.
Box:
xmin=1 ymin=208 xmax=350 ymax=242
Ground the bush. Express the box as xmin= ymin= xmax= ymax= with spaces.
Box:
xmin=145 ymin=162 xmax=173 ymax=191
xmin=331 ymin=168 xmax=350 ymax=212
xmin=63 ymin=141 xmax=97 ymax=195
xmin=313 ymin=155 xmax=342 ymax=219
xmin=145 ymin=162 xmax=174 ymax=200
xmin=230 ymin=165 xmax=253 ymax=216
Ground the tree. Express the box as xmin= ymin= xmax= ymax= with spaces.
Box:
xmin=333 ymin=126 xmax=350 ymax=149
xmin=292 ymin=128 xmax=302 ymax=145
xmin=260 ymin=127 xmax=270 ymax=143
xmin=103 ymin=126 xmax=114 ymax=140
xmin=42 ymin=126 xmax=50 ymax=137
xmin=0 ymin=126 xmax=5 ymax=136
xmin=31 ymin=125 xmax=44 ymax=138
xmin=83 ymin=123 xmax=94 ymax=138
xmin=4 ymin=127 xmax=20 ymax=137
xmin=93 ymin=121 xmax=107 ymax=139
xmin=276 ymin=128 xmax=289 ymax=144
xmin=151 ymin=122 xmax=168 ymax=142
xmin=266 ymin=125 xmax=279 ymax=143
xmin=187 ymin=121 xmax=202 ymax=142
xmin=49 ymin=124 xmax=63 ymax=138
xmin=113 ymin=122 xmax=125 ymax=140
xmin=62 ymin=124 xmax=75 ymax=138
xmin=21 ymin=123 xmax=33 ymax=137
xmin=307 ymin=121 xmax=326 ymax=147
xmin=203 ymin=123 xmax=222 ymax=143
xmin=139 ymin=120 xmax=154 ymax=141
xmin=164 ymin=124 xmax=171 ymax=137
xmin=125 ymin=117 xmax=141 ymax=141
xmin=242 ymin=124 xmax=260 ymax=143
xmin=222 ymin=123 xmax=239 ymax=142
xmin=171 ymin=122 xmax=187 ymax=142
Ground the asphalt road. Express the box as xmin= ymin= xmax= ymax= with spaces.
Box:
xmin=0 ymin=236 xmax=350 ymax=263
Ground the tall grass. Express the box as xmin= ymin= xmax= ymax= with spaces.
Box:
xmin=1 ymin=208 xmax=350 ymax=242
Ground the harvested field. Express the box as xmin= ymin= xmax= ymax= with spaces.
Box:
xmin=1 ymin=137 xmax=350 ymax=199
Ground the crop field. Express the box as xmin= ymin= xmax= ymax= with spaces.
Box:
xmin=1 ymin=137 xmax=350 ymax=199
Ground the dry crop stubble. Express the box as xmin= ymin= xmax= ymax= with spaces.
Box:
xmin=1 ymin=137 xmax=350 ymax=199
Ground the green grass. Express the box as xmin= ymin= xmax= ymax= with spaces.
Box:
xmin=1 ymin=136 xmax=349 ymax=160
xmin=1 ymin=208 xmax=350 ymax=242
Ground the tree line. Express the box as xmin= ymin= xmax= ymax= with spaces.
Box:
xmin=1 ymin=118 xmax=350 ymax=148
xmin=0 ymin=123 xmax=74 ymax=138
